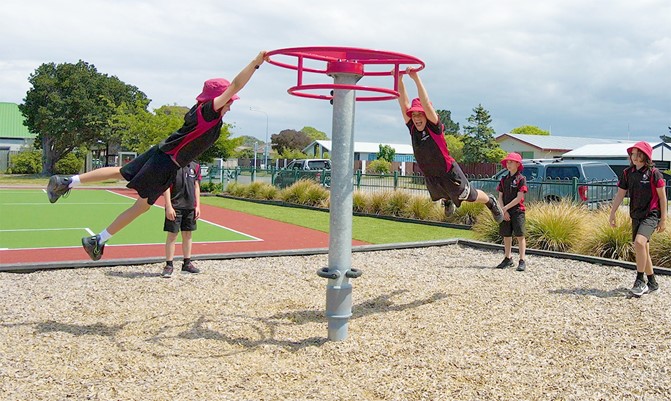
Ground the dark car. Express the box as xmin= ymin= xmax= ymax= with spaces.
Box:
xmin=472 ymin=159 xmax=619 ymax=206
xmin=274 ymin=159 xmax=332 ymax=189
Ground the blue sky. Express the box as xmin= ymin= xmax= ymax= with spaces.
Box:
xmin=1 ymin=0 xmax=669 ymax=145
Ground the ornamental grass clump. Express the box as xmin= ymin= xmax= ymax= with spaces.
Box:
xmin=298 ymin=181 xmax=330 ymax=207
xmin=245 ymin=181 xmax=277 ymax=200
xmin=382 ymin=191 xmax=412 ymax=217
xmin=525 ymin=200 xmax=589 ymax=252
xmin=225 ymin=181 xmax=245 ymax=197
xmin=402 ymin=195 xmax=444 ymax=221
xmin=649 ymin=220 xmax=671 ymax=268
xmin=447 ymin=201 xmax=486 ymax=225
xmin=472 ymin=209 xmax=501 ymax=244
xmin=576 ymin=208 xmax=635 ymax=262
xmin=367 ymin=191 xmax=390 ymax=215
xmin=352 ymin=190 xmax=368 ymax=213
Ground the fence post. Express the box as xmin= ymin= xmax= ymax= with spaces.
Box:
xmin=355 ymin=170 xmax=362 ymax=189
xmin=571 ymin=177 xmax=578 ymax=202
xmin=393 ymin=171 xmax=398 ymax=190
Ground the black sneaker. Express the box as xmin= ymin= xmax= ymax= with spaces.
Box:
xmin=647 ymin=280 xmax=659 ymax=294
xmin=81 ymin=235 xmax=105 ymax=261
xmin=516 ymin=260 xmax=526 ymax=271
xmin=162 ymin=265 xmax=174 ymax=278
xmin=442 ymin=199 xmax=456 ymax=217
xmin=47 ymin=175 xmax=72 ymax=203
xmin=488 ymin=195 xmax=504 ymax=224
xmin=630 ymin=278 xmax=648 ymax=297
xmin=181 ymin=262 xmax=200 ymax=274
xmin=496 ymin=257 xmax=514 ymax=269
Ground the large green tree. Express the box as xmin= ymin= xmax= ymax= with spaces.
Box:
xmin=271 ymin=129 xmax=312 ymax=154
xmin=437 ymin=109 xmax=460 ymax=136
xmin=20 ymin=60 xmax=149 ymax=174
xmin=300 ymin=126 xmax=329 ymax=141
xmin=510 ymin=125 xmax=550 ymax=136
xmin=112 ymin=104 xmax=242 ymax=163
xmin=462 ymin=104 xmax=503 ymax=163
xmin=376 ymin=144 xmax=396 ymax=162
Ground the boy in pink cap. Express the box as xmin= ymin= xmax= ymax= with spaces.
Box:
xmin=46 ymin=51 xmax=268 ymax=260
xmin=609 ymin=141 xmax=667 ymax=296
xmin=397 ymin=67 xmax=504 ymax=223
xmin=495 ymin=153 xmax=528 ymax=271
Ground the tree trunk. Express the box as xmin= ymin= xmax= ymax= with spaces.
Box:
xmin=41 ymin=135 xmax=58 ymax=176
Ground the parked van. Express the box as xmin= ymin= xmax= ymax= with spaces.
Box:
xmin=274 ymin=159 xmax=331 ymax=188
xmin=472 ymin=159 xmax=619 ymax=206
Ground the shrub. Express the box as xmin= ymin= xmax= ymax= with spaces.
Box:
xmin=382 ymin=191 xmax=412 ymax=217
xmin=352 ymin=190 xmax=369 ymax=213
xmin=447 ymin=201 xmax=486 ymax=225
xmin=279 ymin=180 xmax=328 ymax=206
xmin=402 ymin=195 xmax=442 ymax=221
xmin=366 ymin=159 xmax=391 ymax=174
xmin=9 ymin=150 xmax=41 ymax=174
xmin=650 ymin=218 xmax=671 ymax=268
xmin=576 ymin=208 xmax=634 ymax=261
xmin=525 ymin=200 xmax=589 ymax=252
xmin=472 ymin=209 xmax=502 ymax=243
xmin=54 ymin=152 xmax=83 ymax=175
xmin=200 ymin=181 xmax=223 ymax=194
xmin=367 ymin=191 xmax=390 ymax=215
xmin=226 ymin=182 xmax=245 ymax=197
xmin=246 ymin=182 xmax=277 ymax=200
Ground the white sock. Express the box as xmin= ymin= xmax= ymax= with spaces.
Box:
xmin=69 ymin=175 xmax=81 ymax=188
xmin=98 ymin=229 xmax=112 ymax=243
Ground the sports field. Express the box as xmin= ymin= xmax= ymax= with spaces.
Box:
xmin=0 ymin=188 xmax=257 ymax=250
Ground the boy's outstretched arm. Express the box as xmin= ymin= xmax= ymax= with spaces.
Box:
xmin=397 ymin=73 xmax=411 ymax=124
xmin=214 ymin=51 xmax=267 ymax=111
xmin=406 ymin=68 xmax=439 ymax=125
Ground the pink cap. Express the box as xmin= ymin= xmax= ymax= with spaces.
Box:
xmin=196 ymin=78 xmax=240 ymax=103
xmin=501 ymin=152 xmax=524 ymax=171
xmin=405 ymin=98 xmax=426 ymax=117
xmin=626 ymin=141 xmax=653 ymax=160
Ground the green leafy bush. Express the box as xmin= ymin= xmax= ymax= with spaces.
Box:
xmin=9 ymin=150 xmax=42 ymax=174
xmin=366 ymin=159 xmax=391 ymax=174
xmin=200 ymin=181 xmax=223 ymax=194
xmin=54 ymin=152 xmax=83 ymax=175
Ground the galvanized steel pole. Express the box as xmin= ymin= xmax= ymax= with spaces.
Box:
xmin=324 ymin=72 xmax=360 ymax=341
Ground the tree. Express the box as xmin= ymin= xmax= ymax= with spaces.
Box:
xmin=510 ymin=125 xmax=550 ymax=136
xmin=462 ymin=104 xmax=501 ymax=163
xmin=445 ymin=134 xmax=464 ymax=162
xmin=376 ymin=144 xmax=396 ymax=162
xmin=300 ymin=126 xmax=329 ymax=141
xmin=436 ymin=109 xmax=460 ymax=136
xmin=20 ymin=60 xmax=149 ymax=174
xmin=112 ymin=104 xmax=242 ymax=163
xmin=271 ymin=129 xmax=312 ymax=154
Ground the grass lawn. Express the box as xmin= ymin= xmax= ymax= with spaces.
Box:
xmin=201 ymin=196 xmax=475 ymax=244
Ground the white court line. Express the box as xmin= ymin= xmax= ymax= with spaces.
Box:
xmin=0 ymin=228 xmax=91 ymax=232
xmin=105 ymin=190 xmax=263 ymax=241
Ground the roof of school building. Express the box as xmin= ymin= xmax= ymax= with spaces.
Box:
xmin=0 ymin=102 xmax=34 ymax=139
xmin=496 ymin=133 xmax=633 ymax=151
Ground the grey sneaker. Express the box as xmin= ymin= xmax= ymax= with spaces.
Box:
xmin=630 ymin=278 xmax=648 ymax=297
xmin=488 ymin=195 xmax=504 ymax=224
xmin=647 ymin=280 xmax=659 ymax=294
xmin=81 ymin=235 xmax=105 ymax=261
xmin=181 ymin=262 xmax=200 ymax=274
xmin=47 ymin=175 xmax=72 ymax=203
xmin=162 ymin=265 xmax=174 ymax=278
xmin=443 ymin=199 xmax=456 ymax=216
xmin=496 ymin=257 xmax=514 ymax=269
xmin=516 ymin=260 xmax=526 ymax=271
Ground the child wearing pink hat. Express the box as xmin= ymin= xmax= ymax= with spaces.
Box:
xmin=397 ymin=67 xmax=504 ymax=223
xmin=46 ymin=51 xmax=268 ymax=260
xmin=495 ymin=153 xmax=528 ymax=271
xmin=609 ymin=141 xmax=667 ymax=296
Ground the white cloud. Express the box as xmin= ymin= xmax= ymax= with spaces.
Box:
xmin=2 ymin=0 xmax=669 ymax=144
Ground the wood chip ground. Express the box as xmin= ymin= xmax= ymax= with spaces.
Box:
xmin=1 ymin=245 xmax=670 ymax=400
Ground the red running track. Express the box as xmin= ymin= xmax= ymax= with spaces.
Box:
xmin=0 ymin=189 xmax=368 ymax=267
